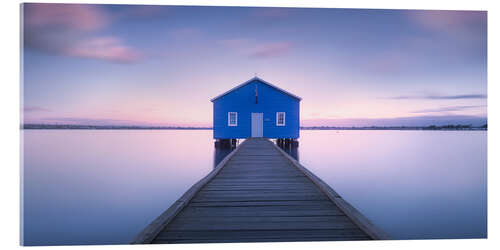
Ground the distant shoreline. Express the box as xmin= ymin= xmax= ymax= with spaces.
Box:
xmin=21 ymin=124 xmax=487 ymax=131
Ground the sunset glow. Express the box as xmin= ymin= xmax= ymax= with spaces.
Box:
xmin=22 ymin=4 xmax=487 ymax=127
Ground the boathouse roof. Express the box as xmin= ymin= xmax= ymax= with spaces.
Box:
xmin=210 ymin=77 xmax=302 ymax=102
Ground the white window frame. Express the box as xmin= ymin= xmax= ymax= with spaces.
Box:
xmin=228 ymin=112 xmax=238 ymax=126
xmin=276 ymin=112 xmax=286 ymax=126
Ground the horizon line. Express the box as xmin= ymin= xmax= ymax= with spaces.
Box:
xmin=21 ymin=123 xmax=487 ymax=129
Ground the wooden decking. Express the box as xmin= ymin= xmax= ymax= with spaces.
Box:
xmin=133 ymin=138 xmax=388 ymax=244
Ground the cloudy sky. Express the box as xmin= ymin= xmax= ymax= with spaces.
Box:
xmin=22 ymin=3 xmax=487 ymax=127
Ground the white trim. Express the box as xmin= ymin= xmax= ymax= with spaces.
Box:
xmin=211 ymin=77 xmax=302 ymax=102
xmin=228 ymin=112 xmax=238 ymax=126
xmin=276 ymin=112 xmax=286 ymax=126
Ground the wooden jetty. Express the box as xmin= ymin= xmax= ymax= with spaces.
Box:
xmin=133 ymin=138 xmax=388 ymax=244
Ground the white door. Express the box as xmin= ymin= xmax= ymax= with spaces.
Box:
xmin=251 ymin=113 xmax=263 ymax=137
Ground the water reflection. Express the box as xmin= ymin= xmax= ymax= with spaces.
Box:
xmin=213 ymin=147 xmax=235 ymax=168
xmin=22 ymin=130 xmax=215 ymax=246
xmin=213 ymin=139 xmax=244 ymax=168
xmin=298 ymin=130 xmax=487 ymax=240
xmin=22 ymin=130 xmax=486 ymax=245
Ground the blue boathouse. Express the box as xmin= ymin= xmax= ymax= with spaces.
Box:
xmin=211 ymin=77 xmax=301 ymax=146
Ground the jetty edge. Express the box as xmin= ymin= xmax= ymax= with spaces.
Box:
xmin=270 ymin=141 xmax=390 ymax=240
xmin=132 ymin=138 xmax=389 ymax=244
xmin=131 ymin=139 xmax=248 ymax=244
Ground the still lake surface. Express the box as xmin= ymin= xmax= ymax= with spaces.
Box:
xmin=22 ymin=130 xmax=487 ymax=245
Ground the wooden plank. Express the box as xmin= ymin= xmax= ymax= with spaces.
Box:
xmin=209 ymin=178 xmax=310 ymax=183
xmin=202 ymin=183 xmax=315 ymax=187
xmin=166 ymin=220 xmax=359 ymax=231
xmin=204 ymin=183 xmax=316 ymax=187
xmin=219 ymin=169 xmax=301 ymax=173
xmin=179 ymin=206 xmax=344 ymax=217
xmin=136 ymin=138 xmax=384 ymax=244
xmin=193 ymin=189 xmax=326 ymax=195
xmin=131 ymin=139 xmax=250 ymax=244
xmin=191 ymin=196 xmax=328 ymax=202
xmin=173 ymin=216 xmax=352 ymax=224
xmin=201 ymin=187 xmax=320 ymax=192
xmin=207 ymin=178 xmax=311 ymax=182
xmin=188 ymin=200 xmax=337 ymax=207
xmin=203 ymin=185 xmax=318 ymax=189
xmin=270 ymin=140 xmax=391 ymax=240
xmin=154 ymin=237 xmax=369 ymax=244
xmin=197 ymin=189 xmax=323 ymax=193
xmin=156 ymin=229 xmax=370 ymax=241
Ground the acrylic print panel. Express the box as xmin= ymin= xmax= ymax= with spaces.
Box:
xmin=21 ymin=2 xmax=487 ymax=246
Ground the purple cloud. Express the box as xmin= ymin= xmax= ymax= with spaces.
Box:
xmin=219 ymin=39 xmax=293 ymax=58
xmin=111 ymin=5 xmax=170 ymax=20
xmin=63 ymin=37 xmax=142 ymax=63
xmin=408 ymin=10 xmax=486 ymax=32
xmin=386 ymin=94 xmax=487 ymax=100
xmin=302 ymin=115 xmax=487 ymax=127
xmin=24 ymin=3 xmax=108 ymax=31
xmin=41 ymin=117 xmax=137 ymax=125
xmin=23 ymin=3 xmax=142 ymax=63
xmin=250 ymin=42 xmax=293 ymax=58
xmin=410 ymin=105 xmax=486 ymax=113
xmin=23 ymin=106 xmax=51 ymax=112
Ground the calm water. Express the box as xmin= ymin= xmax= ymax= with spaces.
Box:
xmin=21 ymin=130 xmax=487 ymax=245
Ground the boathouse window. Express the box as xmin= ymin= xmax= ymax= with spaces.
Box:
xmin=228 ymin=112 xmax=238 ymax=126
xmin=276 ymin=112 xmax=285 ymax=126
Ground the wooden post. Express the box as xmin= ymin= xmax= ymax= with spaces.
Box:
xmin=283 ymin=138 xmax=291 ymax=150
xmin=215 ymin=139 xmax=234 ymax=148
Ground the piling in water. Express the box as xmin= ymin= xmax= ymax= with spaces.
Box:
xmin=277 ymin=138 xmax=299 ymax=148
xmin=215 ymin=139 xmax=238 ymax=148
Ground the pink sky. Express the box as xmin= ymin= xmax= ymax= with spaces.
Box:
xmin=22 ymin=4 xmax=487 ymax=127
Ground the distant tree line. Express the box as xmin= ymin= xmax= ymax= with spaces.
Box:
xmin=422 ymin=124 xmax=487 ymax=130
xmin=300 ymin=124 xmax=487 ymax=131
xmin=21 ymin=123 xmax=487 ymax=130
xmin=21 ymin=124 xmax=212 ymax=130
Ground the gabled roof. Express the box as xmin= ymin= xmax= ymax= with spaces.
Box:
xmin=210 ymin=77 xmax=302 ymax=102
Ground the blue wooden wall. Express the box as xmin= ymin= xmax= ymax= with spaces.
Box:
xmin=212 ymin=79 xmax=300 ymax=139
